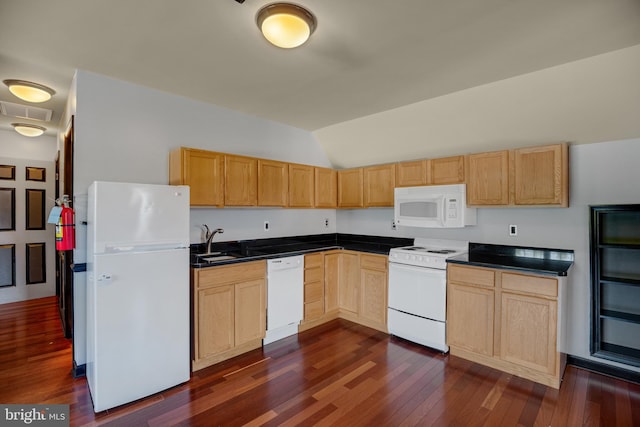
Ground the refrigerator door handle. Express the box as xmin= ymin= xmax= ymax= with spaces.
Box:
xmin=105 ymin=243 xmax=188 ymax=253
xmin=96 ymin=273 xmax=113 ymax=282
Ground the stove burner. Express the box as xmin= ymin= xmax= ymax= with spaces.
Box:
xmin=426 ymin=249 xmax=457 ymax=254
xmin=397 ymin=246 xmax=458 ymax=254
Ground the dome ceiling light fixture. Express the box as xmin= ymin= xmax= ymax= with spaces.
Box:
xmin=256 ymin=3 xmax=317 ymax=49
xmin=12 ymin=123 xmax=47 ymax=137
xmin=3 ymin=79 xmax=55 ymax=103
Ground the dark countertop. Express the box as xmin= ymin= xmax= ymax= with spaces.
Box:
xmin=191 ymin=233 xmax=413 ymax=268
xmin=447 ymin=243 xmax=574 ymax=276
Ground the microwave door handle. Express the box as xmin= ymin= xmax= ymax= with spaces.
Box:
xmin=440 ymin=196 xmax=447 ymax=226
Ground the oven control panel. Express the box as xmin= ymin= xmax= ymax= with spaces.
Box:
xmin=389 ymin=252 xmax=448 ymax=269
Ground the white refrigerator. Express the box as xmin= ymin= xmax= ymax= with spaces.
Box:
xmin=86 ymin=181 xmax=191 ymax=412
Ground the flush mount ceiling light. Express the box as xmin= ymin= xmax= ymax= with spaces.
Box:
xmin=3 ymin=79 xmax=55 ymax=103
xmin=256 ymin=3 xmax=316 ymax=49
xmin=12 ymin=123 xmax=46 ymax=137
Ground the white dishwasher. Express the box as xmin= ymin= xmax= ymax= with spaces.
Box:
xmin=264 ymin=255 xmax=304 ymax=345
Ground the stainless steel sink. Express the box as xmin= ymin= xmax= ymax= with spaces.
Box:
xmin=196 ymin=252 xmax=239 ymax=263
xmin=199 ymin=255 xmax=237 ymax=262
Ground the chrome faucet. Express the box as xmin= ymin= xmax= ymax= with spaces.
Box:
xmin=203 ymin=225 xmax=224 ymax=254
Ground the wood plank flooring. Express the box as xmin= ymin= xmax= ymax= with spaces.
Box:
xmin=1 ymin=296 xmax=639 ymax=426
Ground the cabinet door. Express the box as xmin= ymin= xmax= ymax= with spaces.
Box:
xmin=235 ymin=279 xmax=266 ymax=346
xmin=467 ymin=151 xmax=509 ymax=205
xmin=396 ymin=159 xmax=429 ymax=187
xmin=430 ymin=156 xmax=465 ymax=184
xmin=258 ymin=159 xmax=288 ymax=206
xmin=360 ymin=268 xmax=387 ymax=329
xmin=338 ymin=168 xmax=364 ymax=208
xmin=197 ymin=285 xmax=234 ymax=359
xmin=315 ymin=167 xmax=337 ymax=208
xmin=169 ymin=148 xmax=224 ymax=207
xmin=447 ymin=283 xmax=494 ymax=356
xmin=500 ymin=292 xmax=557 ymax=374
xmin=224 ymin=155 xmax=258 ymax=206
xmin=324 ymin=253 xmax=340 ymax=313
xmin=338 ymin=252 xmax=360 ymax=314
xmin=289 ymin=163 xmax=314 ymax=207
xmin=513 ymin=143 xmax=568 ymax=206
xmin=363 ymin=164 xmax=396 ymax=207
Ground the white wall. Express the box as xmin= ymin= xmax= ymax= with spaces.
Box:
xmin=315 ymin=44 xmax=640 ymax=169
xmin=0 ymin=151 xmax=56 ymax=304
xmin=337 ymin=138 xmax=640 ymax=373
xmin=73 ymin=70 xmax=335 ymax=245
xmin=70 ymin=70 xmax=335 ymax=364
xmin=0 ymin=129 xmax=57 ymax=160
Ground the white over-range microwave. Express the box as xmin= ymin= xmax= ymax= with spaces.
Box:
xmin=394 ymin=184 xmax=477 ymax=228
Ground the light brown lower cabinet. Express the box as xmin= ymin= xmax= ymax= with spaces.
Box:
xmin=299 ymin=250 xmax=388 ymax=334
xmin=192 ymin=260 xmax=266 ymax=371
xmin=338 ymin=252 xmax=360 ymax=315
xmin=302 ymin=252 xmax=325 ymax=323
xmin=324 ymin=251 xmax=340 ymax=315
xmin=447 ymin=264 xmax=567 ymax=388
xmin=447 ymin=282 xmax=495 ymax=357
xmin=358 ymin=254 xmax=388 ymax=332
xmin=193 ymin=250 xmax=391 ymax=370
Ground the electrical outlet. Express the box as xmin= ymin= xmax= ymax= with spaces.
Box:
xmin=264 ymin=221 xmax=269 ymax=231
xmin=509 ymin=224 xmax=517 ymax=236
xmin=392 ymin=220 xmax=397 ymax=231
xmin=324 ymin=218 xmax=329 ymax=228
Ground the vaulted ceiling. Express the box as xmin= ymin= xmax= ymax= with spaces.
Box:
xmin=1 ymin=0 xmax=639 ymax=152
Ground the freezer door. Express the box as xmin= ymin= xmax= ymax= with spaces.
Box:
xmin=86 ymin=249 xmax=190 ymax=412
xmin=88 ymin=181 xmax=189 ymax=253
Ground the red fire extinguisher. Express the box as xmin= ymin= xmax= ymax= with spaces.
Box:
xmin=55 ymin=204 xmax=75 ymax=251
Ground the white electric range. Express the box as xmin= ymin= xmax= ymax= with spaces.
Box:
xmin=387 ymin=238 xmax=468 ymax=352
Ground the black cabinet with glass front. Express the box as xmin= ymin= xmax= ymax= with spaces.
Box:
xmin=590 ymin=204 xmax=640 ymax=367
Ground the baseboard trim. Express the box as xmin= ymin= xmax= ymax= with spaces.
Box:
xmin=73 ymin=361 xmax=86 ymax=378
xmin=567 ymin=355 xmax=640 ymax=384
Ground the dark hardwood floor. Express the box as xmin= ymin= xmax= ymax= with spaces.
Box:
xmin=1 ymin=296 xmax=639 ymax=426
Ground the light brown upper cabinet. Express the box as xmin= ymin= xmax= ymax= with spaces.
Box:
xmin=363 ymin=164 xmax=396 ymax=207
xmin=171 ymin=143 xmax=568 ymax=209
xmin=257 ymin=159 xmax=288 ymax=206
xmin=513 ymin=143 xmax=568 ymax=207
xmin=224 ymin=154 xmax=258 ymax=206
xmin=396 ymin=159 xmax=429 ymax=187
xmin=315 ymin=167 xmax=337 ymax=208
xmin=169 ymin=147 xmax=224 ymax=207
xmin=430 ymin=155 xmax=465 ymax=185
xmin=338 ymin=168 xmax=364 ymax=208
xmin=467 ymin=150 xmax=510 ymax=206
xmin=288 ymin=163 xmax=314 ymax=208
